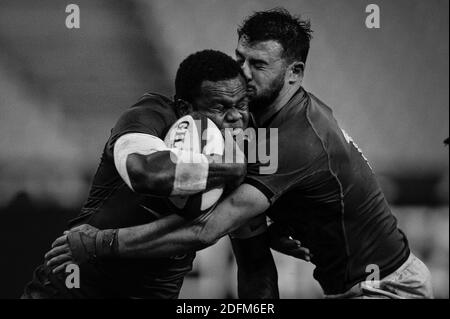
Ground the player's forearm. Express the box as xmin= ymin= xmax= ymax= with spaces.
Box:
xmin=49 ymin=184 xmax=270 ymax=267
xmin=207 ymin=160 xmax=246 ymax=190
xmin=116 ymin=185 xmax=260 ymax=259
xmin=237 ymin=262 xmax=279 ymax=299
xmin=127 ymin=152 xmax=245 ymax=196
xmin=117 ymin=215 xmax=210 ymax=258
xmin=232 ymin=234 xmax=279 ymax=299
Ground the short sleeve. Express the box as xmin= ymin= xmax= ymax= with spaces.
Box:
xmin=108 ymin=96 xmax=177 ymax=150
xmin=245 ymin=162 xmax=296 ymax=205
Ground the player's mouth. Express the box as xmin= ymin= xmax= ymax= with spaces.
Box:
xmin=231 ymin=127 xmax=244 ymax=136
xmin=246 ymin=86 xmax=256 ymax=96
xmin=221 ymin=127 xmax=245 ymax=137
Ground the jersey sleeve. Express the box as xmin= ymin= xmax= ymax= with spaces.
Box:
xmin=243 ymin=127 xmax=320 ymax=205
xmin=108 ymin=97 xmax=177 ymax=151
xmin=244 ymin=162 xmax=290 ymax=205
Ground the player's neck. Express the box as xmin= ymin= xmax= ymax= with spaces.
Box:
xmin=272 ymin=82 xmax=302 ymax=110
xmin=255 ymin=82 xmax=302 ymax=126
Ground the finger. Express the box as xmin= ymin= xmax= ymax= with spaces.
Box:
xmin=290 ymin=247 xmax=312 ymax=261
xmin=52 ymin=261 xmax=74 ymax=274
xmin=63 ymin=231 xmax=69 ymax=235
xmin=292 ymin=239 xmax=311 ymax=256
xmin=45 ymin=244 xmax=70 ymax=260
xmin=69 ymin=224 xmax=89 ymax=232
xmin=294 ymin=246 xmax=310 ymax=256
xmin=51 ymin=235 xmax=68 ymax=248
xmin=47 ymin=253 xmax=73 ymax=268
xmin=274 ymin=237 xmax=300 ymax=249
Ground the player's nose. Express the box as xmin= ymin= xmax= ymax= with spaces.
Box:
xmin=226 ymin=108 xmax=243 ymax=123
xmin=241 ymin=62 xmax=252 ymax=81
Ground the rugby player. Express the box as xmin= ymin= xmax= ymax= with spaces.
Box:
xmin=46 ymin=9 xmax=434 ymax=298
xmin=22 ymin=50 xmax=279 ymax=299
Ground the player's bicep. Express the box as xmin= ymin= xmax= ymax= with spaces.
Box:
xmin=113 ymin=133 xmax=168 ymax=190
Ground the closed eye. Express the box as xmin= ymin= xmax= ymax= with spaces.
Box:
xmin=211 ymin=105 xmax=225 ymax=113
xmin=236 ymin=102 xmax=249 ymax=111
xmin=252 ymin=61 xmax=266 ymax=69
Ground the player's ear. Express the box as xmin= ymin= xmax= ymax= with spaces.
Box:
xmin=175 ymin=98 xmax=194 ymax=117
xmin=287 ymin=61 xmax=305 ymax=84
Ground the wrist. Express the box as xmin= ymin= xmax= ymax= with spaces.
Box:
xmin=95 ymin=229 xmax=119 ymax=258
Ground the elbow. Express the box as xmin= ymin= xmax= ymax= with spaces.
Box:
xmin=196 ymin=224 xmax=221 ymax=248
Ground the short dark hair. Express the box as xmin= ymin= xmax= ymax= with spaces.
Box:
xmin=175 ymin=50 xmax=242 ymax=103
xmin=238 ymin=8 xmax=313 ymax=64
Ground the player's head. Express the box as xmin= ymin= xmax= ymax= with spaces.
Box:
xmin=175 ymin=50 xmax=249 ymax=132
xmin=236 ymin=8 xmax=313 ymax=109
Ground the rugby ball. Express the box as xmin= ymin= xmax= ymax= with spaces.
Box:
xmin=164 ymin=114 xmax=224 ymax=218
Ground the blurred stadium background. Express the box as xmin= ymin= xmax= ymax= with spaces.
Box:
xmin=0 ymin=0 xmax=448 ymax=298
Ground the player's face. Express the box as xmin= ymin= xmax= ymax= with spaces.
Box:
xmin=193 ymin=75 xmax=250 ymax=134
xmin=236 ymin=37 xmax=288 ymax=110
